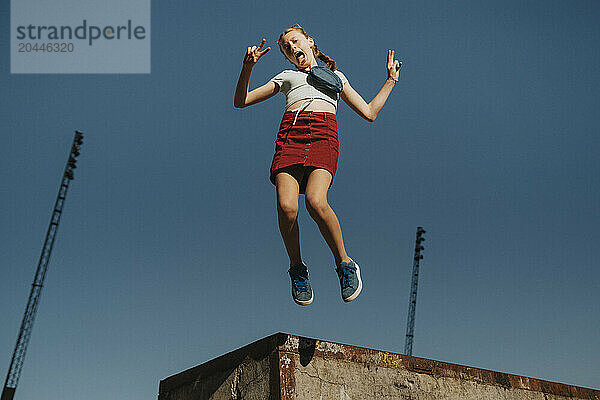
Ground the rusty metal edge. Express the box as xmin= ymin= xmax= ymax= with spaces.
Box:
xmin=278 ymin=348 xmax=296 ymax=400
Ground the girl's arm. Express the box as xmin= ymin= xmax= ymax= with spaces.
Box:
xmin=340 ymin=50 xmax=402 ymax=122
xmin=234 ymin=38 xmax=279 ymax=108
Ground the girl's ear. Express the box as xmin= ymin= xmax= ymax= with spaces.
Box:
xmin=307 ymin=36 xmax=314 ymax=47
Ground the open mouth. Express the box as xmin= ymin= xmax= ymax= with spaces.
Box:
xmin=294 ymin=51 xmax=305 ymax=62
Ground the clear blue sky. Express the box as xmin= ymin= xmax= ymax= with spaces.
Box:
xmin=1 ymin=1 xmax=599 ymax=399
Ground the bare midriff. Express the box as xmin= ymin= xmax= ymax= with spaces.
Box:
xmin=287 ymin=98 xmax=336 ymax=114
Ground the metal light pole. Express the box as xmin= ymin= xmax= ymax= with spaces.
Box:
xmin=2 ymin=131 xmax=84 ymax=400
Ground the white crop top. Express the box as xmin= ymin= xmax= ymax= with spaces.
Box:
xmin=269 ymin=69 xmax=349 ymax=111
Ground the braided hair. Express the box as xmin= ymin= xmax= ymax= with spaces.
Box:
xmin=277 ymin=26 xmax=337 ymax=71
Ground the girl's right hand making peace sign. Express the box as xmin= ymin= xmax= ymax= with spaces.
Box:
xmin=387 ymin=50 xmax=402 ymax=82
xmin=243 ymin=38 xmax=271 ymax=67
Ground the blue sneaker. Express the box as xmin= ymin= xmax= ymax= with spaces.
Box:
xmin=288 ymin=262 xmax=313 ymax=306
xmin=335 ymin=258 xmax=362 ymax=302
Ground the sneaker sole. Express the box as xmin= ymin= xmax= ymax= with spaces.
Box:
xmin=293 ymin=290 xmax=314 ymax=306
xmin=343 ymin=262 xmax=362 ymax=303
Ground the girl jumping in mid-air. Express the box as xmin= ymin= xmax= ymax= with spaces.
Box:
xmin=234 ymin=24 xmax=401 ymax=306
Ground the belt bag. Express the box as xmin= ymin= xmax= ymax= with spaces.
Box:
xmin=303 ymin=66 xmax=344 ymax=95
xmin=288 ymin=66 xmax=343 ymax=130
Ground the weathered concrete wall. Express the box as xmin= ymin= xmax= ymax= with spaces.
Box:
xmin=159 ymin=334 xmax=285 ymax=400
xmin=159 ymin=333 xmax=599 ymax=400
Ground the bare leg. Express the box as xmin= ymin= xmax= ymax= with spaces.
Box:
xmin=275 ymin=171 xmax=302 ymax=266
xmin=304 ymin=169 xmax=351 ymax=265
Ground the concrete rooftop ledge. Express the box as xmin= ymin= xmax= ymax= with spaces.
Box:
xmin=159 ymin=332 xmax=599 ymax=400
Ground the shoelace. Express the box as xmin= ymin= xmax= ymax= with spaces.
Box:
xmin=290 ymin=265 xmax=309 ymax=292
xmin=292 ymin=274 xmax=309 ymax=291
xmin=337 ymin=264 xmax=356 ymax=288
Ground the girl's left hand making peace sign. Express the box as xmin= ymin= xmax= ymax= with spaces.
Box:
xmin=387 ymin=50 xmax=402 ymax=82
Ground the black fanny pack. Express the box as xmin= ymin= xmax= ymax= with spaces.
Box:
xmin=301 ymin=66 xmax=344 ymax=95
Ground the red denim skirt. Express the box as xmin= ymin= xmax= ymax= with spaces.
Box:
xmin=270 ymin=110 xmax=339 ymax=193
